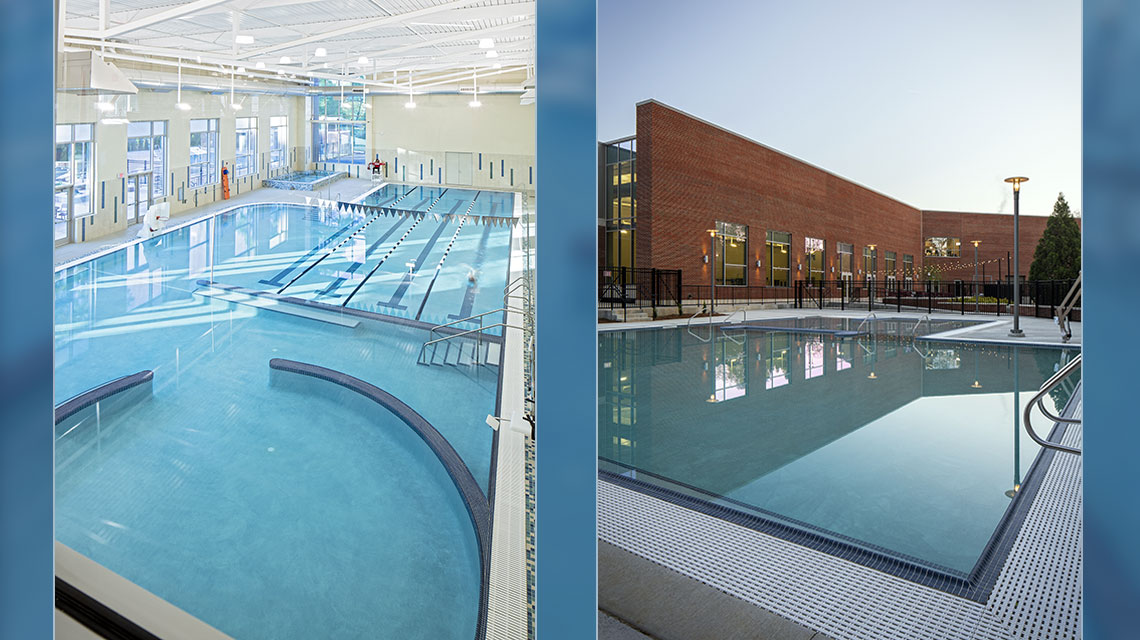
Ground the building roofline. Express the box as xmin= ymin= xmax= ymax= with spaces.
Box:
xmin=633 ymin=98 xmax=927 ymax=212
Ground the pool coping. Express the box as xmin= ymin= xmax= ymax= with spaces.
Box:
xmin=597 ymin=354 xmax=1082 ymax=603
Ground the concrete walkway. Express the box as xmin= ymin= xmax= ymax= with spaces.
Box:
xmin=600 ymin=307 xmax=1080 ymax=348
xmin=54 ymin=177 xmax=380 ymax=267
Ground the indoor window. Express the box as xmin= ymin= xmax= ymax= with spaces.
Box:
xmin=126 ymin=121 xmax=166 ymax=195
xmin=189 ymin=118 xmax=218 ymax=187
xmin=235 ymin=117 xmax=257 ymax=177
xmin=269 ymin=116 xmax=288 ymax=169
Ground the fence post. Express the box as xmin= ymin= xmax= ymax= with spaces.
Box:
xmin=1035 ymin=281 xmax=1040 ymax=319
xmin=841 ymin=280 xmax=846 ymax=311
xmin=819 ymin=280 xmax=824 ymax=310
xmin=896 ymin=280 xmax=901 ymax=313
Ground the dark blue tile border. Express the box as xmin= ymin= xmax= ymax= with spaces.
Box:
xmin=268 ymin=358 xmax=492 ymax=640
xmin=600 ymin=383 xmax=1082 ymax=603
xmin=53 ymin=370 xmax=154 ymax=425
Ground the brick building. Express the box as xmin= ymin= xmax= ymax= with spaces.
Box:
xmin=600 ymin=100 xmax=1066 ymax=290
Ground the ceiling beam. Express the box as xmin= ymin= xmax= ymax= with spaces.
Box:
xmin=235 ymin=0 xmax=486 ymax=60
xmin=102 ymin=0 xmax=234 ymax=39
xmin=319 ymin=17 xmax=533 ymax=69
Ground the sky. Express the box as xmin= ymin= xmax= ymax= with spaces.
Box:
xmin=597 ymin=0 xmax=1081 ymax=217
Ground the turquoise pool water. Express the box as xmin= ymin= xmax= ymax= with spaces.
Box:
xmin=53 ymin=202 xmax=506 ymax=639
xmin=599 ymin=327 xmax=1079 ymax=575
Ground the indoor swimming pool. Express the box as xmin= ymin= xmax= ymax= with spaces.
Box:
xmin=52 ymin=199 xmax=513 ymax=639
xmin=262 ymin=169 xmax=347 ymax=191
xmin=598 ymin=325 xmax=1079 ymax=594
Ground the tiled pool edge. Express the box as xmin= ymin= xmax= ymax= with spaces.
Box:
xmin=598 ymin=386 xmax=1084 ymax=639
xmin=268 ymin=358 xmax=493 ymax=640
xmin=54 ymin=370 xmax=153 ymax=425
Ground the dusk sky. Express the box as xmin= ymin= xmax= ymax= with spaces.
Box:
xmin=597 ymin=0 xmax=1081 ymax=217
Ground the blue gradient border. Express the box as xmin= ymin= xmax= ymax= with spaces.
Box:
xmin=0 ymin=0 xmax=53 ymax=637
xmin=536 ymin=0 xmax=597 ymax=637
xmin=1084 ymin=2 xmax=1140 ymax=638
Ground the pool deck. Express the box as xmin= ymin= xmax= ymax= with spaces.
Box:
xmin=599 ymin=361 xmax=1083 ymax=640
xmin=600 ymin=308 xmax=1080 ymax=348
xmin=53 ymin=178 xmax=381 ymax=267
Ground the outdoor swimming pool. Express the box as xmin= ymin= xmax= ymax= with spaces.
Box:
xmin=598 ymin=324 xmax=1079 ymax=594
xmin=53 ymin=200 xmax=512 ymax=638
xmin=262 ymin=169 xmax=347 ymax=191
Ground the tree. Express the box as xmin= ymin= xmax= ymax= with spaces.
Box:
xmin=1028 ymin=192 xmax=1081 ymax=282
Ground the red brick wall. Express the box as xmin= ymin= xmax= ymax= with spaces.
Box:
xmin=636 ymin=100 xmax=924 ymax=286
xmin=920 ymin=211 xmax=1072 ymax=281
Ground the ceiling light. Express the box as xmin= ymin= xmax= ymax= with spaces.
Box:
xmin=236 ymin=66 xmax=246 ymax=74
xmin=176 ymin=103 xmax=191 ymax=111
xmin=469 ymin=99 xmax=481 ymax=108
xmin=486 ymin=50 xmax=498 ymax=58
xmin=235 ymin=34 xmax=254 ymax=45
xmin=492 ymin=62 xmax=502 ymax=69
xmin=357 ymin=56 xmax=369 ymax=65
xmin=100 ymin=118 xmax=128 ymax=125
xmin=405 ymin=100 xmax=416 ymax=109
xmin=279 ymin=56 xmax=291 ymax=64
xmin=94 ymin=100 xmax=115 ymax=112
xmin=314 ymin=47 xmax=327 ymax=57
xmin=479 ymin=38 xmax=494 ymax=49
xmin=231 ymin=101 xmax=243 ymax=110
xmin=255 ymin=61 xmax=265 ymax=69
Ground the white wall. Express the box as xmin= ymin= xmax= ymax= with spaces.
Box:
xmin=367 ymin=93 xmax=535 ymax=192
xmin=55 ymin=89 xmax=304 ymax=242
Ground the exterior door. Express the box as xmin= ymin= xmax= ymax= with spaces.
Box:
xmin=127 ymin=171 xmax=153 ymax=223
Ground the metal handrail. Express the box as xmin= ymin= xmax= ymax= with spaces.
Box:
xmin=1056 ymin=272 xmax=1081 ymax=343
xmin=911 ymin=314 xmax=931 ymax=338
xmin=1023 ymin=353 xmax=1082 ymax=455
xmin=686 ymin=307 xmax=712 ymax=343
xmin=418 ymin=322 xmax=522 ymax=365
xmin=431 ymin=308 xmax=513 ymax=332
xmin=855 ymin=311 xmax=878 ymax=334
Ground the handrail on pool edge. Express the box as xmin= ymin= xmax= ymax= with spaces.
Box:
xmin=1023 ymin=353 xmax=1082 ymax=455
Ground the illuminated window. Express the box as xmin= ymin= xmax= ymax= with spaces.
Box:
xmin=766 ymin=231 xmax=791 ymax=286
xmin=925 ymin=237 xmax=961 ymax=257
xmin=715 ymin=221 xmax=747 ymax=286
xmin=805 ymin=237 xmax=825 ymax=283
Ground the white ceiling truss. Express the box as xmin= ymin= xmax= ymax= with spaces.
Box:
xmin=59 ymin=0 xmax=535 ymax=95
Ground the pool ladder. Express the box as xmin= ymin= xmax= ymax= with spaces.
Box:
xmin=1023 ymin=353 xmax=1082 ymax=455
xmin=1055 ymin=273 xmax=1081 ymax=343
xmin=417 ymin=308 xmax=523 ymax=367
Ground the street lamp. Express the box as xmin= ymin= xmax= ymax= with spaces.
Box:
xmin=1004 ymin=176 xmax=1028 ymax=336
xmin=972 ymin=240 xmax=981 ymax=312
xmin=868 ymin=243 xmax=877 ymax=300
xmin=707 ymin=228 xmax=717 ymax=316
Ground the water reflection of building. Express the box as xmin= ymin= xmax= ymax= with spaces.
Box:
xmin=598 ymin=328 xmax=1074 ymax=496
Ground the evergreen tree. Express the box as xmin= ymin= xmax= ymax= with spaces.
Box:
xmin=1028 ymin=192 xmax=1081 ymax=281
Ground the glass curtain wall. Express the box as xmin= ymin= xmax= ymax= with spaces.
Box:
xmin=189 ymin=118 xmax=218 ymax=187
xmin=601 ymin=138 xmax=636 ymax=270
xmin=126 ymin=121 xmax=166 ymax=195
xmin=312 ymin=83 xmax=367 ymax=164
xmin=54 ymin=123 xmax=94 ymax=245
xmin=235 ymin=117 xmax=257 ymax=176
xmin=715 ymin=221 xmax=747 ymax=286
xmin=766 ymin=231 xmax=791 ymax=286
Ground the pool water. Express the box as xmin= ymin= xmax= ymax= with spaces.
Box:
xmin=598 ymin=327 xmax=1079 ymax=575
xmin=279 ymin=170 xmax=339 ymax=182
xmin=53 ymin=202 xmax=507 ymax=639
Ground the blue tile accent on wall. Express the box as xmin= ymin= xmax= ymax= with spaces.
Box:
xmin=510 ymin=168 xmax=514 ymax=186
xmin=479 ymin=153 xmax=482 ymax=170
xmin=500 ymin=159 xmax=504 ymax=177
xmin=100 ymin=181 xmax=104 ymax=208
xmin=430 ymin=158 xmax=434 ymax=174
xmin=80 ymin=217 xmax=85 ymax=241
xmin=530 ymin=166 xmax=533 ymax=185
xmin=113 ymin=197 xmax=117 ymax=224
xmin=439 ymin=167 xmax=442 ymax=184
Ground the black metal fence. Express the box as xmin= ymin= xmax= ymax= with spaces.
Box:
xmin=599 ymin=267 xmax=683 ymax=320
xmin=793 ymin=279 xmax=1081 ymax=320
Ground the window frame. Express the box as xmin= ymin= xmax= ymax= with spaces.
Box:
xmin=766 ymin=230 xmax=791 ymax=287
xmin=269 ymin=116 xmax=288 ymax=169
xmin=189 ymin=118 xmax=219 ymax=188
xmin=126 ymin=120 xmax=167 ymax=196
xmin=235 ymin=116 xmax=257 ymax=177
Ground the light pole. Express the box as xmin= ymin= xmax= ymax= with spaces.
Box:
xmin=1005 ymin=177 xmax=1028 ymax=336
xmin=707 ymin=228 xmax=717 ymax=316
xmin=868 ymin=243 xmax=877 ymax=301
xmin=972 ymin=240 xmax=981 ymax=312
